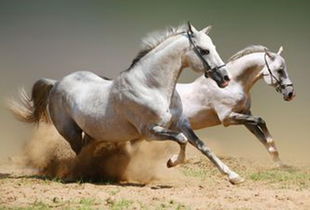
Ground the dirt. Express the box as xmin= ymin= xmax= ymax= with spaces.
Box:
xmin=0 ymin=124 xmax=309 ymax=209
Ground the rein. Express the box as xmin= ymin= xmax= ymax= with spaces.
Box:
xmin=263 ymin=53 xmax=293 ymax=92
xmin=186 ymin=31 xmax=226 ymax=77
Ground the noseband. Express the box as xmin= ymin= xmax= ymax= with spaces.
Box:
xmin=186 ymin=31 xmax=226 ymax=77
xmin=263 ymin=53 xmax=293 ymax=92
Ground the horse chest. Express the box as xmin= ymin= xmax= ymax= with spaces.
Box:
xmin=220 ymin=85 xmax=247 ymax=108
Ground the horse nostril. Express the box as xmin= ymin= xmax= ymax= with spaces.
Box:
xmin=224 ymin=75 xmax=230 ymax=82
xmin=288 ymin=92 xmax=293 ymax=98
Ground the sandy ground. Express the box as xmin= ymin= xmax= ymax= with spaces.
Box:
xmin=0 ymin=154 xmax=309 ymax=209
xmin=0 ymin=125 xmax=309 ymax=209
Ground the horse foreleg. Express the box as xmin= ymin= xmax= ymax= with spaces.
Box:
xmin=149 ymin=125 xmax=188 ymax=167
xmin=244 ymin=124 xmax=284 ymax=167
xmin=226 ymin=112 xmax=283 ymax=167
xmin=181 ymin=124 xmax=244 ymax=184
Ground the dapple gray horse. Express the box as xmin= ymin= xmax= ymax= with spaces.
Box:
xmin=10 ymin=23 xmax=246 ymax=184
xmin=174 ymin=45 xmax=295 ymax=168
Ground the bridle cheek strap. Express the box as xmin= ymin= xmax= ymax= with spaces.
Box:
xmin=186 ymin=31 xmax=225 ymax=77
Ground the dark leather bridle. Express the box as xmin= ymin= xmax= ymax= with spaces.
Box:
xmin=263 ymin=53 xmax=293 ymax=93
xmin=186 ymin=30 xmax=226 ymax=78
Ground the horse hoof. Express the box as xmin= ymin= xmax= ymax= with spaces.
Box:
xmin=275 ymin=161 xmax=293 ymax=169
xmin=274 ymin=161 xmax=287 ymax=168
xmin=167 ymin=155 xmax=179 ymax=168
xmin=167 ymin=160 xmax=174 ymax=168
xmin=275 ymin=162 xmax=284 ymax=168
xmin=62 ymin=177 xmax=76 ymax=183
xmin=229 ymin=173 xmax=245 ymax=185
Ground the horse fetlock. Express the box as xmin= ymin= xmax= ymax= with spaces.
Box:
xmin=266 ymin=137 xmax=273 ymax=144
xmin=176 ymin=133 xmax=188 ymax=143
xmin=268 ymin=146 xmax=277 ymax=153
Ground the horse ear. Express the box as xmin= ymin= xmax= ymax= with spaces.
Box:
xmin=264 ymin=48 xmax=275 ymax=60
xmin=201 ymin=25 xmax=213 ymax=35
xmin=277 ymin=46 xmax=284 ymax=55
xmin=187 ymin=21 xmax=198 ymax=35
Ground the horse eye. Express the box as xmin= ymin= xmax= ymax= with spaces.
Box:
xmin=277 ymin=69 xmax=284 ymax=76
xmin=199 ymin=48 xmax=210 ymax=55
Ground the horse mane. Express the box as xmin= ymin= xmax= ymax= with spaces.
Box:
xmin=99 ymin=75 xmax=112 ymax=80
xmin=126 ymin=25 xmax=187 ymax=70
xmin=228 ymin=45 xmax=269 ymax=62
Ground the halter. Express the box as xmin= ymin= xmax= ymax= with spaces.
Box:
xmin=263 ymin=53 xmax=293 ymax=92
xmin=186 ymin=30 xmax=226 ymax=77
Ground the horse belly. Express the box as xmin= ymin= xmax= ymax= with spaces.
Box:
xmin=189 ymin=109 xmax=221 ymax=130
xmin=85 ymin=118 xmax=140 ymax=142
xmin=73 ymin=100 xmax=140 ymax=143
xmin=64 ymin=87 xmax=138 ymax=142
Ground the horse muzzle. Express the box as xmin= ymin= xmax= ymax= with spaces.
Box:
xmin=283 ymin=87 xmax=296 ymax=101
xmin=219 ymin=79 xmax=230 ymax=88
xmin=217 ymin=68 xmax=230 ymax=88
xmin=206 ymin=66 xmax=230 ymax=88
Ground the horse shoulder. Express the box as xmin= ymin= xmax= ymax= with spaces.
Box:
xmin=112 ymin=78 xmax=172 ymax=130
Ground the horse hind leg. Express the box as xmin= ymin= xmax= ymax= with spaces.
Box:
xmin=54 ymin=118 xmax=84 ymax=155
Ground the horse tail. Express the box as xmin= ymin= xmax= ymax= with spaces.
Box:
xmin=8 ymin=78 xmax=57 ymax=124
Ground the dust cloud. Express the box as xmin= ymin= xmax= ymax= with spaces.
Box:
xmin=13 ymin=123 xmax=181 ymax=184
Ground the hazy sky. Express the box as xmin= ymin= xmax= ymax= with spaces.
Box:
xmin=0 ymin=0 xmax=309 ymax=163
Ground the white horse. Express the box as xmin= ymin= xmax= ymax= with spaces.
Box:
xmin=10 ymin=23 xmax=246 ymax=184
xmin=175 ymin=45 xmax=295 ymax=167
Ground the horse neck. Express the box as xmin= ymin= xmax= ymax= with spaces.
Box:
xmin=227 ymin=52 xmax=266 ymax=93
xmin=132 ymin=35 xmax=188 ymax=99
